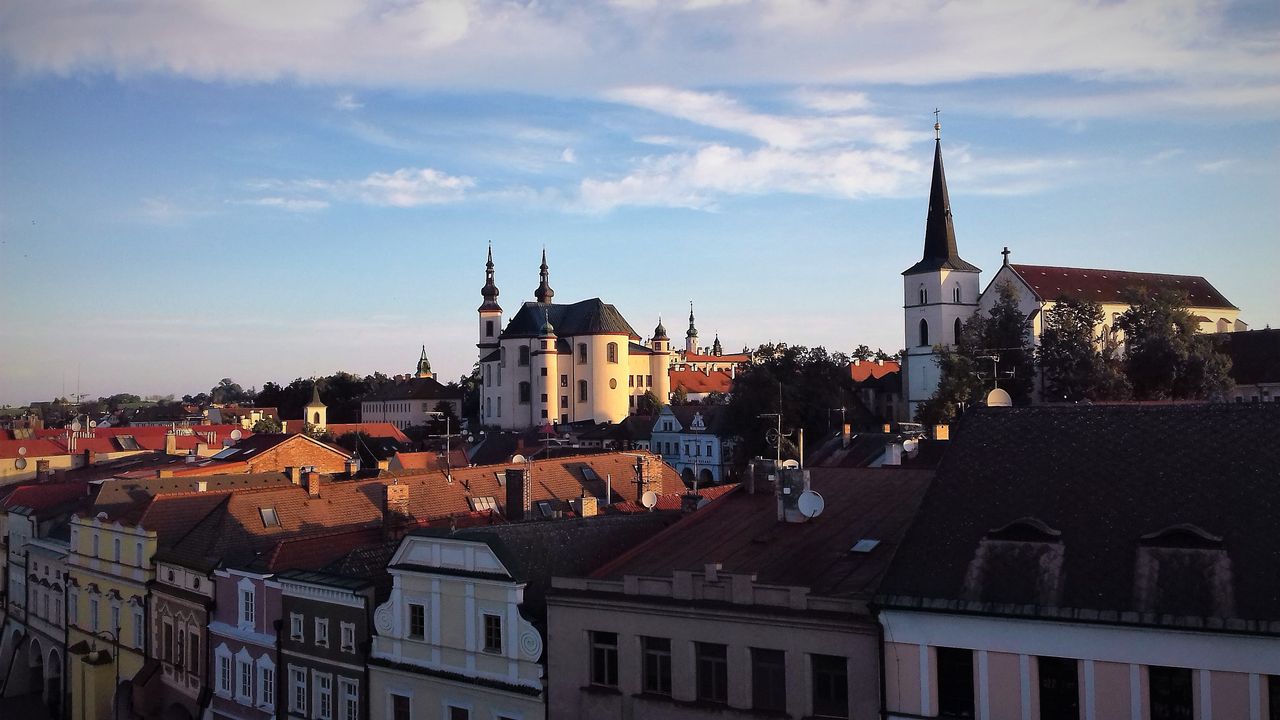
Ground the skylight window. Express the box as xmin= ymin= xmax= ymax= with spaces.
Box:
xmin=536 ymin=501 xmax=555 ymax=518
xmin=469 ymin=496 xmax=499 ymax=512
xmin=850 ymin=539 xmax=880 ymax=554
xmin=259 ymin=507 xmax=280 ymax=528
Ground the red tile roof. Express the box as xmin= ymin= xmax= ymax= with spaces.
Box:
xmin=2 ymin=482 xmax=91 ymax=513
xmin=323 ymin=423 xmax=410 ymax=443
xmin=684 ymin=352 xmax=751 ymax=363
xmin=0 ymin=439 xmax=67 ymax=459
xmin=669 ymin=369 xmax=734 ymax=394
xmin=1008 ymin=264 xmax=1237 ymax=309
xmin=849 ymin=360 xmax=901 ymax=382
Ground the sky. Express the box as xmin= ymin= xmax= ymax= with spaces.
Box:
xmin=1 ymin=0 xmax=1277 ymax=406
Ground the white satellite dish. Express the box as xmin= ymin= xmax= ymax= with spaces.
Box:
xmin=902 ymin=438 xmax=919 ymax=454
xmin=986 ymin=388 xmax=1013 ymax=407
xmin=780 ymin=459 xmax=800 ymax=469
xmin=71 ymin=421 xmax=82 ymax=432
xmin=230 ymin=429 xmax=243 ymax=441
xmin=640 ymin=490 xmax=658 ymax=509
xmin=696 ymin=498 xmax=709 ymax=510
xmin=797 ymin=490 xmax=825 ymax=518
xmin=89 ymin=420 xmax=97 ymax=429
xmin=511 ymin=454 xmax=528 ymax=465
xmin=15 ymin=458 xmax=27 ymax=470
xmin=18 ymin=446 xmax=27 ymax=456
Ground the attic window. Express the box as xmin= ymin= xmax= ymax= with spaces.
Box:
xmin=581 ymin=467 xmax=601 ymax=482
xmin=536 ymin=501 xmax=554 ymax=518
xmin=986 ymin=517 xmax=1062 ymax=542
xmin=850 ymin=539 xmax=880 ymax=554
xmin=469 ymin=496 xmax=499 ymax=512
xmin=494 ymin=472 xmax=505 ymax=486
xmin=115 ymin=435 xmax=140 ymax=451
xmin=259 ymin=507 xmax=280 ymax=528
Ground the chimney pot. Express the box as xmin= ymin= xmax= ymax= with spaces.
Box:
xmin=303 ymin=471 xmax=321 ymax=498
xmin=285 ymin=467 xmax=300 ymax=484
xmin=505 ymin=468 xmax=530 ymax=522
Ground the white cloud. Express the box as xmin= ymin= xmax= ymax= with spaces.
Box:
xmin=334 ymin=93 xmax=363 ymax=111
xmin=240 ymin=197 xmax=330 ymax=211
xmin=245 ymin=167 xmax=475 ymax=209
xmin=1196 ymin=159 xmax=1239 ymax=173
xmin=561 ymin=147 xmax=577 ymax=163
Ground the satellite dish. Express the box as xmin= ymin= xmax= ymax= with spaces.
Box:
xmin=902 ymin=438 xmax=919 ymax=454
xmin=18 ymin=446 xmax=27 ymax=456
xmin=797 ymin=490 xmax=825 ymax=518
xmin=640 ymin=491 xmax=658 ymax=509
xmin=230 ymin=429 xmax=243 ymax=441
xmin=71 ymin=421 xmax=82 ymax=432
xmin=986 ymin=388 xmax=1013 ymax=407
xmin=15 ymin=458 xmax=27 ymax=470
xmin=511 ymin=454 xmax=528 ymax=464
xmin=89 ymin=420 xmax=97 ymax=429
xmin=696 ymin=498 xmax=709 ymax=510
xmin=780 ymin=459 xmax=800 ymax=469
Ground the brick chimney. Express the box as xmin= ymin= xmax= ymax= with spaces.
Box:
xmin=505 ymin=469 xmax=530 ymax=522
xmin=285 ymin=467 xmax=300 ymax=484
xmin=635 ymin=454 xmax=664 ymax=499
xmin=680 ymin=493 xmax=701 ymax=513
xmin=165 ymin=432 xmax=178 ymax=456
xmin=36 ymin=459 xmax=52 ymax=482
xmin=841 ymin=423 xmax=852 ymax=449
xmin=303 ymin=471 xmax=321 ymax=498
xmin=383 ymin=482 xmax=411 ymax=540
xmin=83 ymin=449 xmax=97 ymax=467
xmin=569 ymin=496 xmax=597 ymax=518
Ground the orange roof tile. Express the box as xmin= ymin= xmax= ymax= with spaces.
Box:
xmin=323 ymin=423 xmax=410 ymax=443
xmin=669 ymin=369 xmax=734 ymax=394
xmin=848 ymin=360 xmax=901 ymax=382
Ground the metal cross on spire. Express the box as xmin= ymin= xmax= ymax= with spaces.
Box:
xmin=933 ymin=108 xmax=941 ymax=140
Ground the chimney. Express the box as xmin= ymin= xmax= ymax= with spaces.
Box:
xmin=841 ymin=424 xmax=852 ymax=448
xmin=303 ymin=471 xmax=321 ymax=498
xmin=680 ymin=493 xmax=701 ymax=513
xmin=36 ymin=459 xmax=52 ymax=481
xmin=883 ymin=443 xmax=903 ymax=466
xmin=184 ymin=453 xmax=198 ymax=464
xmin=345 ymin=458 xmax=361 ymax=476
xmin=775 ymin=467 xmax=818 ymax=523
xmin=195 ymin=442 xmax=209 ymax=456
xmin=635 ymin=454 xmax=664 ymax=498
xmin=158 ymin=469 xmax=175 ymax=478
xmin=934 ymin=424 xmax=950 ymax=441
xmin=194 ymin=480 xmax=208 ymax=493
xmin=505 ymin=469 xmax=530 ymax=522
xmin=383 ymin=482 xmax=411 ymax=540
xmin=83 ymin=449 xmax=97 ymax=467
xmin=570 ymin=496 xmax=598 ymax=518
xmin=165 ymin=432 xmax=178 ymax=456
xmin=376 ymin=459 xmax=390 ymax=472
xmin=285 ymin=467 xmax=300 ymax=484
xmin=882 ymin=423 xmax=891 ymax=433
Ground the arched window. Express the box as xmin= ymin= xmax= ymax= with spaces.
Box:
xmin=485 ymin=397 xmax=491 ymax=417
xmin=953 ymin=284 xmax=961 ymax=303
xmin=607 ymin=342 xmax=619 ymax=363
xmin=518 ymin=382 xmax=531 ymax=404
xmin=919 ymin=286 xmax=927 ymax=305
xmin=919 ymin=319 xmax=930 ymax=347
xmin=578 ymin=380 xmax=588 ymax=403
xmin=500 ymin=347 xmax=507 ymax=367
xmin=484 ymin=365 xmax=491 ymax=387
xmin=312 ymin=412 xmax=321 ymax=424
xmin=954 ymin=318 xmax=963 ymax=344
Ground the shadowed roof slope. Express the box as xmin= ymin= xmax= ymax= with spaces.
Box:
xmin=878 ymin=403 xmax=1280 ymax=632
xmin=592 ymin=468 xmax=933 ymax=598
xmin=502 ymin=298 xmax=640 ymax=339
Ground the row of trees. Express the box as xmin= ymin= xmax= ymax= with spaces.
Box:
xmin=918 ymin=284 xmax=1234 ymax=424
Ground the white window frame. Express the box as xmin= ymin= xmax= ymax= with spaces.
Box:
xmin=89 ymin=597 xmax=99 ymax=632
xmin=256 ymin=655 xmax=276 ymax=711
xmin=315 ymin=617 xmax=330 ymax=648
xmin=313 ymin=670 xmax=333 ymax=720
xmin=339 ymin=677 xmax=359 ymax=720
xmin=236 ymin=650 xmax=254 ymax=705
xmin=340 ymin=622 xmax=356 ymax=653
xmin=237 ymin=577 xmax=256 ymax=630
xmin=69 ymin=590 xmax=78 ymax=625
xmin=387 ymin=691 xmax=411 ymax=720
xmin=133 ymin=607 xmax=144 ymax=648
xmin=214 ymin=645 xmax=233 ymax=698
xmin=289 ymin=665 xmax=307 ymax=715
xmin=290 ymin=611 xmax=304 ymax=640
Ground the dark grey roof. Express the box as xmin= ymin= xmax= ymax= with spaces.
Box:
xmin=903 ymin=139 xmax=980 ymax=275
xmin=501 ymin=299 xmax=640 ymax=339
xmin=362 ymin=377 xmax=462 ymax=402
xmin=878 ymin=403 xmax=1280 ymax=634
xmin=446 ymin=513 xmax=681 ymax=619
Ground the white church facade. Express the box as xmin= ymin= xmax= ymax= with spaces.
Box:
xmin=903 ymin=128 xmax=1246 ymax=418
xmin=476 ymin=248 xmax=672 ymax=430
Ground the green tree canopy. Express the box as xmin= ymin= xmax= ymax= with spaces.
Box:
xmin=636 ymin=390 xmax=664 ymax=415
xmin=1116 ymin=288 xmax=1233 ymax=400
xmin=252 ymin=416 xmax=283 ymax=433
xmin=1038 ymin=296 xmax=1130 ymax=402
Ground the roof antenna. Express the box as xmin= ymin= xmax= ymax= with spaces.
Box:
xmin=934 ymin=108 xmax=941 ymax=140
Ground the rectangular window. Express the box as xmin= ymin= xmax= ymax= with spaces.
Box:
xmin=483 ymin=614 xmax=503 ymax=653
xmin=486 ymin=320 xmax=494 ymax=337
xmin=110 ymin=605 xmax=120 ymax=634
xmin=641 ymin=636 xmax=671 ymax=696
xmin=290 ymin=667 xmax=307 ymax=714
xmin=135 ymin=542 xmax=143 ymax=565
xmin=1270 ymin=676 xmax=1280 ymax=720
xmin=391 ymin=694 xmax=411 ymax=720
xmin=315 ymin=618 xmax=329 ymax=647
xmin=133 ymin=609 xmax=144 ymax=648
xmin=560 ymin=395 xmax=568 ymax=409
xmin=646 ymin=375 xmax=652 ymax=386
xmin=811 ymin=654 xmax=848 ymax=718
xmin=1038 ymin=657 xmax=1080 ymax=720
xmin=540 ymin=367 xmax=547 ymax=377
xmin=540 ymin=392 xmax=548 ymax=402
xmin=1149 ymin=666 xmax=1193 ymax=720
xmin=92 ymin=533 xmax=100 ymax=557
xmin=339 ymin=678 xmax=359 ymax=720
xmin=259 ymin=665 xmax=275 ymax=708
xmin=607 ymin=342 xmax=619 ymax=363
xmin=578 ymin=380 xmax=588 ymax=403
xmin=241 ymin=588 xmax=255 ymax=625
xmin=113 ymin=537 xmax=121 ymax=561
xmin=409 ymin=603 xmax=426 ymax=639
xmin=340 ymin=622 xmax=355 ymax=653
xmin=176 ymin=627 xmax=185 ymax=669
xmin=89 ymin=598 xmax=99 ymax=632
xmin=589 ymin=631 xmax=618 ymax=687
xmin=578 ymin=344 xmax=587 ymax=364
xmin=448 ymin=707 xmax=469 ymax=720
xmin=218 ymin=655 xmax=232 ymax=695
xmin=189 ymin=633 xmax=200 ymax=674
xmin=751 ymin=648 xmax=786 ymax=712
xmin=518 ymin=346 xmax=530 ymax=366
xmin=290 ymin=612 xmax=304 ymax=640
xmin=238 ymin=659 xmax=253 ymax=702
xmin=937 ymin=647 xmax=975 ymax=718
xmin=696 ymin=642 xmax=729 ymax=704
xmin=69 ymin=591 xmax=79 ymax=625
xmin=315 ymin=673 xmax=332 ymax=720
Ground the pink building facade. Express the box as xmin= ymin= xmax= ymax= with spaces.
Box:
xmin=207 ymin=569 xmax=282 ymax=720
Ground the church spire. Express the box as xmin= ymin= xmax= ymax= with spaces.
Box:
xmin=416 ymin=346 xmax=433 ymax=378
xmin=686 ymin=301 xmax=698 ymax=338
xmin=480 ymin=243 xmax=501 ymax=311
xmin=902 ymin=119 xmax=979 ymax=276
xmin=535 ymin=248 xmax=555 ymax=304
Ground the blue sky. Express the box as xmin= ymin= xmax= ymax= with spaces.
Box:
xmin=1 ymin=0 xmax=1277 ymax=405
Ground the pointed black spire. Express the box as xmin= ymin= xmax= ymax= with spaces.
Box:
xmin=686 ymin=301 xmax=698 ymax=338
xmin=535 ymin=248 xmax=555 ymax=304
xmin=480 ymin=243 xmax=501 ymax=311
xmin=653 ymin=316 xmax=668 ymax=340
xmin=903 ymin=135 xmax=979 ymax=275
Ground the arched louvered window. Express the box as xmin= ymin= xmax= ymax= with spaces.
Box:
xmin=919 ymin=319 xmax=930 ymax=346
xmin=954 ymin=318 xmax=963 ymax=344
xmin=919 ymin=286 xmax=928 ymax=305
xmin=953 ymin=284 xmax=961 ymax=303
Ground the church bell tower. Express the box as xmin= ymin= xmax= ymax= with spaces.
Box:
xmin=479 ymin=244 xmax=502 ymax=364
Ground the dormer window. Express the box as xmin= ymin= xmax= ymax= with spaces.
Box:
xmin=962 ymin=517 xmax=1064 ymax=606
xmin=1135 ymin=524 xmax=1232 ymax=617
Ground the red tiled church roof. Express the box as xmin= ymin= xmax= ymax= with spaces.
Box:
xmin=1008 ymin=264 xmax=1236 ymax=309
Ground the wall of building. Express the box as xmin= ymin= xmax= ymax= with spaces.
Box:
xmin=903 ymin=268 xmax=982 ymax=415
xmin=208 ymin=570 xmax=280 ymax=720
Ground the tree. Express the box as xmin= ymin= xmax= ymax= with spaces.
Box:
xmin=671 ymin=385 xmax=689 ymax=406
xmin=702 ymin=391 xmax=729 ymax=406
xmin=636 ymin=390 xmax=663 ymax=415
xmin=874 ymin=348 xmax=899 ymax=362
xmin=918 ymin=281 xmax=1035 ymax=424
xmin=851 ymin=344 xmax=874 ymax=361
xmin=1038 ymin=297 xmax=1104 ymax=402
xmin=335 ymin=431 xmax=381 ymax=467
xmin=303 ymin=422 xmax=331 ymax=441
xmin=1116 ymin=289 xmax=1233 ymax=400
xmin=210 ymin=378 xmax=254 ymax=405
xmin=252 ymin=417 xmax=283 ymax=433
xmin=457 ymin=366 xmax=481 ymax=426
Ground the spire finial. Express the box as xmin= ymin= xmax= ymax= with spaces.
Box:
xmin=486 ymin=242 xmax=493 ymax=268
xmin=535 ymin=248 xmax=554 ymax=303
xmin=1001 ymin=246 xmax=1011 ymax=266
xmin=933 ymin=108 xmax=941 ymax=140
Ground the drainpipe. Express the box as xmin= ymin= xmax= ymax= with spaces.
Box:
xmin=875 ymin=607 xmax=888 ymax=720
xmin=63 ymin=570 xmax=71 ymax=720
xmin=274 ymin=614 xmax=285 ymax=720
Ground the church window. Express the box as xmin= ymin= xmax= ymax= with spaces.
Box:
xmin=313 ymin=412 xmax=321 ymax=424
xmin=953 ymin=285 xmax=961 ymax=303
xmin=519 ymin=346 xmax=530 ymax=366
xmin=486 ymin=320 xmax=494 ymax=337
xmin=954 ymin=318 xmax=963 ymax=344
xmin=578 ymin=381 xmax=588 ymax=403
xmin=919 ymin=286 xmax=928 ymax=305
xmin=519 ymin=383 xmax=531 ymax=404
xmin=607 ymin=342 xmax=619 ymax=363
xmin=919 ymin=319 xmax=930 ymax=346
xmin=485 ymin=398 xmax=491 ymax=417
xmin=484 ymin=366 xmax=491 ymax=386
xmin=578 ymin=344 xmax=588 ymax=364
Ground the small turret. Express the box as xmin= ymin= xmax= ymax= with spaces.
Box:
xmin=535 ymin=248 xmax=555 ymax=304
xmin=685 ymin=301 xmax=699 ymax=355
xmin=480 ymin=243 xmax=501 ymax=312
xmin=415 ymin=346 xmax=434 ymax=379
xmin=304 ymin=380 xmax=327 ymax=430
xmin=711 ymin=334 xmax=722 ymax=356
xmin=653 ymin=317 xmax=668 ymax=341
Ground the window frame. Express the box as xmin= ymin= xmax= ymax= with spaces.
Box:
xmin=589 ymin=631 xmax=619 ymax=688
xmin=408 ymin=603 xmax=426 ymax=639
xmin=810 ymin=653 xmax=848 ymax=718
xmin=482 ymin=613 xmax=503 ymax=654
xmin=695 ymin=641 xmax=729 ymax=705
xmin=641 ymin=636 xmax=672 ymax=696
xmin=751 ymin=647 xmax=786 ymax=713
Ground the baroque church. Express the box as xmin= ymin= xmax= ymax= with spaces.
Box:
xmin=903 ymin=124 xmax=1246 ymax=417
xmin=476 ymin=248 xmax=672 ymax=430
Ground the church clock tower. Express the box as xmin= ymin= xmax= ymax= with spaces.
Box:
xmin=902 ymin=121 xmax=981 ymax=419
xmin=478 ymin=244 xmax=502 ymax=364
